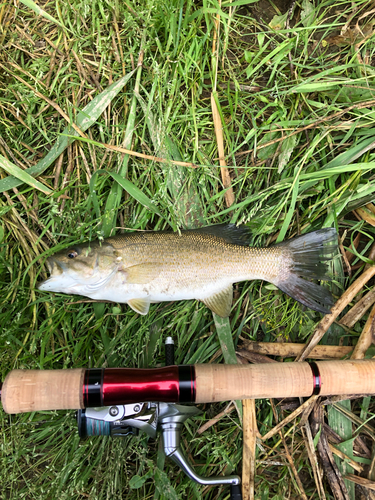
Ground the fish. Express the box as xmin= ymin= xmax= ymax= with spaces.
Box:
xmin=38 ymin=225 xmax=337 ymax=317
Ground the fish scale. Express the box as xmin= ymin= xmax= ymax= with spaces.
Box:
xmin=38 ymin=224 xmax=337 ymax=316
xmin=110 ymin=232 xmax=282 ymax=281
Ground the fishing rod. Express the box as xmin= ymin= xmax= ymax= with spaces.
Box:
xmin=2 ymin=339 xmax=375 ymax=499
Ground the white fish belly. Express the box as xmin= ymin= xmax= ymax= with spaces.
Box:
xmin=87 ymin=275 xmax=235 ymax=304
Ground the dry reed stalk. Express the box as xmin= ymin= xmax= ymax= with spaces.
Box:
xmin=296 ymin=266 xmax=375 ymax=362
xmin=351 ymin=303 xmax=375 ymax=359
xmin=241 ymin=341 xmax=353 ymax=359
xmin=270 ymin=399 xmax=308 ymax=500
xmin=344 ymin=474 xmax=375 ymax=491
xmin=242 ymin=399 xmax=257 ymax=500
xmin=197 ymin=403 xmax=235 ymax=435
xmin=261 ymin=395 xmax=319 ymax=441
xmin=92 ymin=142 xmax=198 ymax=168
xmin=340 ymin=287 xmax=375 ymax=328
xmin=211 ymin=93 xmax=235 ymax=209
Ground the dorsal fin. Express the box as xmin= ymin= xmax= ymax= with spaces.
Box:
xmin=105 ymin=224 xmax=251 ymax=247
xmin=189 ymin=224 xmax=251 ymax=246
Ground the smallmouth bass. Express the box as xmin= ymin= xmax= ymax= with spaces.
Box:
xmin=38 ymin=225 xmax=337 ymax=316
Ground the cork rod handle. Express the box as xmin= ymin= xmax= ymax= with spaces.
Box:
xmin=194 ymin=359 xmax=375 ymax=403
xmin=1 ymin=369 xmax=85 ymax=414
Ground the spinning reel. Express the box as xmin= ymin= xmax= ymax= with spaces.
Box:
xmin=76 ymin=337 xmax=242 ymax=499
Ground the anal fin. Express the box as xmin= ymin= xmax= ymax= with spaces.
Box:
xmin=202 ymin=286 xmax=233 ymax=318
xmin=128 ymin=298 xmax=151 ymax=315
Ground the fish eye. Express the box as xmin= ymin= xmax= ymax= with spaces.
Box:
xmin=67 ymin=250 xmax=78 ymax=259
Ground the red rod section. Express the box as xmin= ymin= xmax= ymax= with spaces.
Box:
xmin=83 ymin=366 xmax=196 ymax=407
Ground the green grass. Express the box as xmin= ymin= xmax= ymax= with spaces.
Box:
xmin=1 ymin=0 xmax=375 ymax=498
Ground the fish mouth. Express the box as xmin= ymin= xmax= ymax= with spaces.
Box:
xmin=38 ymin=259 xmax=119 ymax=293
xmin=38 ymin=258 xmax=66 ymax=290
xmin=38 ymin=279 xmax=52 ymax=291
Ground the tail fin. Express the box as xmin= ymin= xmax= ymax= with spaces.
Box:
xmin=275 ymin=229 xmax=338 ymax=314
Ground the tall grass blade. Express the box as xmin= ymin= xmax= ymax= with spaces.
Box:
xmin=18 ymin=0 xmax=64 ymax=28
xmin=0 ymin=154 xmax=52 ymax=194
xmin=102 ymin=56 xmax=144 ymax=237
xmin=90 ymin=170 xmax=164 ymax=221
xmin=327 ymin=403 xmax=355 ymax=499
xmin=213 ymin=314 xmax=238 ymax=365
xmin=135 ymin=90 xmax=204 ymax=228
xmin=0 ymin=69 xmax=136 ymax=193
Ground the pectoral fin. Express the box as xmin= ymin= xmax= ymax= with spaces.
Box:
xmin=202 ymin=286 xmax=233 ymax=318
xmin=128 ymin=298 xmax=150 ymax=315
xmin=120 ymin=263 xmax=160 ymax=284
